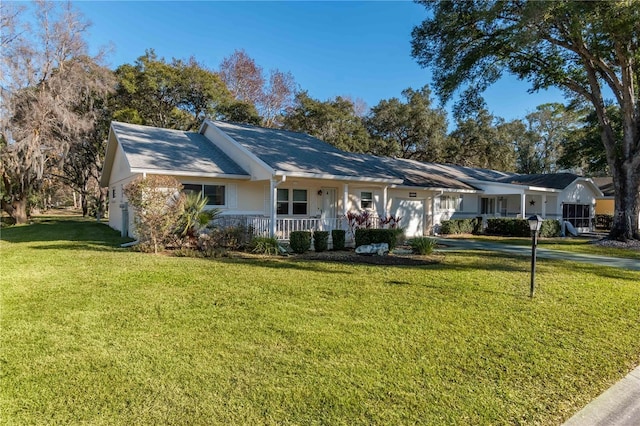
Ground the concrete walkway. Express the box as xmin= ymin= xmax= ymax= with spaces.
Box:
xmin=436 ymin=238 xmax=640 ymax=271
xmin=436 ymin=238 xmax=640 ymax=425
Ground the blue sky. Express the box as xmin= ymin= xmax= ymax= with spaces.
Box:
xmin=75 ymin=1 xmax=566 ymax=123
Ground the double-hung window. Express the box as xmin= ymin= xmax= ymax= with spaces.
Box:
xmin=183 ymin=183 xmax=226 ymax=206
xmin=277 ymin=189 xmax=308 ymax=215
xmin=360 ymin=191 xmax=373 ymax=209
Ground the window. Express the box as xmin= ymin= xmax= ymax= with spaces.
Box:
xmin=360 ymin=191 xmax=373 ymax=209
xmin=563 ymin=203 xmax=591 ymax=228
xmin=276 ymin=189 xmax=308 ymax=215
xmin=481 ymin=197 xmax=495 ymax=214
xmin=292 ymin=189 xmax=308 ymax=215
xmin=277 ymin=188 xmax=289 ymax=215
xmin=182 ymin=183 xmax=226 ymax=206
xmin=441 ymin=195 xmax=460 ymax=210
xmin=112 ymin=187 xmax=116 ymax=199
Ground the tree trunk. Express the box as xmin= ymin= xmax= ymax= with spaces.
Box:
xmin=609 ymin=163 xmax=640 ymax=241
xmin=1 ymin=198 xmax=29 ymax=224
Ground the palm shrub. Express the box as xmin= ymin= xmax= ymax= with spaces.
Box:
xmin=331 ymin=229 xmax=346 ymax=250
xmin=250 ymin=237 xmax=280 ymax=255
xmin=313 ymin=231 xmax=329 ymax=252
xmin=408 ymin=237 xmax=437 ymax=255
xmin=290 ymin=231 xmax=311 ymax=254
xmin=177 ymin=192 xmax=221 ymax=243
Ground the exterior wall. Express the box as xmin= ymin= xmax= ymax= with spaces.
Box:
xmin=595 ymin=198 xmax=615 ymax=215
xmin=106 ymin=144 xmax=138 ymax=236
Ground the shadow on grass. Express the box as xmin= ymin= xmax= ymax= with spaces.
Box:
xmin=0 ymin=216 xmax=131 ymax=251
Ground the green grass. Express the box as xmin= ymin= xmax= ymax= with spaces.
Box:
xmin=456 ymin=235 xmax=640 ymax=260
xmin=2 ymin=217 xmax=639 ymax=425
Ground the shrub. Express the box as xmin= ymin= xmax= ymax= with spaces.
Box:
xmin=355 ymin=228 xmax=403 ymax=250
xmin=486 ymin=218 xmax=530 ymax=237
xmin=408 ymin=237 xmax=437 ymax=255
xmin=331 ymin=229 xmax=346 ymax=251
xmin=313 ymin=231 xmax=329 ymax=252
xmin=439 ymin=218 xmax=478 ymax=235
xmin=209 ymin=225 xmax=253 ymax=250
xmin=595 ymin=214 xmax=614 ymax=230
xmin=250 ymin=237 xmax=280 ymax=255
xmin=290 ymin=231 xmax=311 ymax=254
xmin=540 ymin=219 xmax=561 ymax=237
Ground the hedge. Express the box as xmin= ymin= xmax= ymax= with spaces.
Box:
xmin=355 ymin=228 xmax=404 ymax=250
xmin=313 ymin=231 xmax=329 ymax=252
xmin=331 ymin=229 xmax=346 ymax=251
xmin=439 ymin=218 xmax=480 ymax=235
xmin=290 ymin=231 xmax=311 ymax=254
xmin=485 ymin=218 xmax=562 ymax=237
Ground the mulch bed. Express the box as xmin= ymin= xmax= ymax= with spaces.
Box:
xmin=293 ymin=249 xmax=443 ymax=266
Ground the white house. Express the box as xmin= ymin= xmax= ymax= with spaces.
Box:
xmin=100 ymin=120 xmax=603 ymax=239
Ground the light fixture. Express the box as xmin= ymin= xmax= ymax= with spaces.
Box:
xmin=527 ymin=214 xmax=543 ymax=298
xmin=317 ymin=190 xmax=323 ymax=196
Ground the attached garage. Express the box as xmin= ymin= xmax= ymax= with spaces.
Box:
xmin=392 ymin=199 xmax=425 ymax=237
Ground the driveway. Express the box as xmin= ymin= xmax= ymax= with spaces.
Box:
xmin=435 ymin=238 xmax=640 ymax=271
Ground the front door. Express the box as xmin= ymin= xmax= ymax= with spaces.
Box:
xmin=321 ymin=187 xmax=337 ymax=230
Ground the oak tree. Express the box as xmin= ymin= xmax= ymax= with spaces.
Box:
xmin=412 ymin=0 xmax=640 ymax=239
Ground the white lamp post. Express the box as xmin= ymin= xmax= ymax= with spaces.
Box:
xmin=528 ymin=215 xmax=543 ymax=298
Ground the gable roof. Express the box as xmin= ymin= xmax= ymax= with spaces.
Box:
xmin=210 ymin=121 xmax=402 ymax=183
xmin=102 ymin=122 xmax=249 ymax=185
xmin=496 ymin=173 xmax=580 ymax=190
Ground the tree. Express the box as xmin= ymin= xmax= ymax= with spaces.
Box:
xmin=366 ymin=86 xmax=448 ymax=162
xmin=123 ymin=175 xmax=185 ymax=254
xmin=445 ymin=92 xmax=516 ymax=171
xmin=218 ymin=49 xmax=297 ymax=127
xmin=0 ymin=1 xmax=113 ymax=223
xmin=525 ymin=103 xmax=579 ymax=173
xmin=282 ymin=91 xmax=372 ymax=153
xmin=412 ymin=0 xmax=640 ymax=240
xmin=113 ymin=50 xmax=231 ymax=130
xmin=559 ymin=107 xmax=617 ymax=176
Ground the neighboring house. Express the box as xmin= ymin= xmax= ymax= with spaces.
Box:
xmin=593 ymin=177 xmax=615 ymax=216
xmin=100 ymin=120 xmax=603 ymax=239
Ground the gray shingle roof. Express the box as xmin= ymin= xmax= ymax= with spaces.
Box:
xmin=212 ymin=121 xmax=479 ymax=189
xmin=112 ymin=121 xmax=249 ymax=177
xmin=212 ymin=121 xmax=400 ymax=181
xmin=497 ymin=173 xmax=579 ymax=190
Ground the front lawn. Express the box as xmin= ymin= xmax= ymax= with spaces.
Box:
xmin=1 ymin=217 xmax=639 ymax=424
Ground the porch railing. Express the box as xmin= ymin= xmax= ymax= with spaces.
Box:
xmin=215 ymin=215 xmax=384 ymax=241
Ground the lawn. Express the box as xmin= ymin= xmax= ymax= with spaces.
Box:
xmin=1 ymin=217 xmax=639 ymax=425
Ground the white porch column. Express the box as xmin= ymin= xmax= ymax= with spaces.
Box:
xmin=269 ymin=176 xmax=286 ymax=237
xmin=382 ymin=186 xmax=388 ymax=217
xmin=269 ymin=178 xmax=278 ymax=237
xmin=521 ymin=193 xmax=527 ymax=219
xmin=343 ymin=184 xmax=349 ymax=215
xmin=541 ymin=194 xmax=547 ymax=218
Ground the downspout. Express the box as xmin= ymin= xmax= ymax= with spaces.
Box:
xmin=270 ymin=175 xmax=286 ymax=237
xmin=382 ymin=186 xmax=389 ymax=218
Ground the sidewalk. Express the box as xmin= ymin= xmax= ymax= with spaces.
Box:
xmin=436 ymin=238 xmax=640 ymax=425
xmin=436 ymin=238 xmax=640 ymax=271
xmin=562 ymin=366 xmax=640 ymax=426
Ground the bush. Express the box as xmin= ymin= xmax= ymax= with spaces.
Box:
xmin=439 ymin=218 xmax=478 ymax=235
xmin=595 ymin=214 xmax=614 ymax=230
xmin=408 ymin=237 xmax=437 ymax=255
xmin=540 ymin=219 xmax=561 ymax=237
xmin=486 ymin=218 xmax=531 ymax=237
xmin=331 ymin=229 xmax=346 ymax=251
xmin=250 ymin=237 xmax=280 ymax=255
xmin=355 ymin=228 xmax=403 ymax=250
xmin=313 ymin=231 xmax=329 ymax=252
xmin=290 ymin=231 xmax=311 ymax=254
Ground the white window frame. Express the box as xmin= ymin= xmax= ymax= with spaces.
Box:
xmin=360 ymin=191 xmax=373 ymax=210
xmin=182 ymin=183 xmax=227 ymax=207
xmin=440 ymin=195 xmax=461 ymax=211
xmin=276 ymin=188 xmax=309 ymax=216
